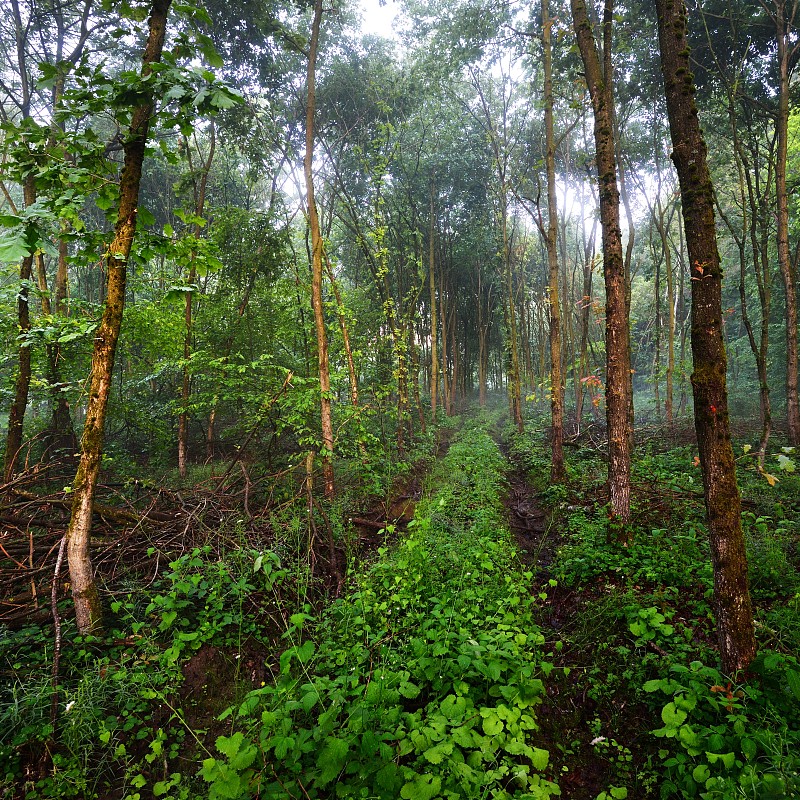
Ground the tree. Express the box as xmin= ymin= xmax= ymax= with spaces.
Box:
xmin=66 ymin=0 xmax=173 ymax=633
xmin=178 ymin=123 xmax=216 ymax=478
xmin=542 ymin=0 xmax=565 ymax=481
xmin=570 ymin=0 xmax=631 ymax=530
xmin=304 ymin=0 xmax=334 ymax=497
xmin=1 ymin=0 xmax=96 ymax=476
xmin=771 ymin=0 xmax=800 ymax=444
xmin=656 ymin=0 xmax=757 ymax=673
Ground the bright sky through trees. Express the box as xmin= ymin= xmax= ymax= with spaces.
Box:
xmin=360 ymin=0 xmax=398 ymax=38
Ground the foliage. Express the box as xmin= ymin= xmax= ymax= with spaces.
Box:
xmin=200 ymin=424 xmax=561 ymax=799
xmin=0 ymin=541 xmax=293 ymax=799
xmin=644 ymin=653 xmax=800 ymax=799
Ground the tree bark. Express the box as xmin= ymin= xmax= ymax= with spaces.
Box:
xmin=543 ymin=0 xmax=565 ymax=481
xmin=570 ymin=0 xmax=631 ymax=528
xmin=774 ymin=1 xmax=800 ymax=444
xmin=4 ymin=177 xmax=36 ymax=482
xmin=304 ymin=0 xmax=334 ymax=498
xmin=656 ymin=0 xmax=757 ymax=673
xmin=66 ymin=0 xmax=172 ymax=634
xmin=429 ymin=184 xmax=439 ymax=420
xmin=178 ymin=123 xmax=216 ymax=478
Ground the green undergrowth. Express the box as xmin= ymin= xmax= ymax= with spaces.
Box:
xmin=1 ymin=536 xmax=299 ymax=799
xmin=201 ymin=420 xmax=562 ymax=799
xmin=510 ymin=424 xmax=800 ymax=799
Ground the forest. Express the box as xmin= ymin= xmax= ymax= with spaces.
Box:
xmin=0 ymin=0 xmax=799 ymax=797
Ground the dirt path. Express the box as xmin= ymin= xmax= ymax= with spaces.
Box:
xmin=500 ymin=438 xmax=626 ymax=799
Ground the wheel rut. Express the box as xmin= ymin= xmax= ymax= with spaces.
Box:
xmin=499 ymin=434 xmax=626 ymax=799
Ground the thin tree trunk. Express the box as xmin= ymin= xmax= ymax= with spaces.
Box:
xmin=4 ymin=176 xmax=36 ymax=481
xmin=66 ymin=0 xmax=172 ymax=633
xmin=502 ymin=197 xmax=523 ymax=432
xmin=774 ymin=1 xmax=800 ymax=444
xmin=304 ymin=0 xmax=334 ymax=497
xmin=429 ymin=185 xmax=439 ymax=420
xmin=656 ymin=0 xmax=757 ymax=673
xmin=324 ymin=254 xmax=359 ymax=407
xmin=543 ymin=0 xmax=564 ymax=480
xmin=178 ymin=122 xmax=216 ymax=478
xmin=570 ymin=0 xmax=631 ymax=529
xmin=440 ymin=268 xmax=451 ymax=415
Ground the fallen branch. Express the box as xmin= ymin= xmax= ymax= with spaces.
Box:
xmin=7 ymin=490 xmax=178 ymax=524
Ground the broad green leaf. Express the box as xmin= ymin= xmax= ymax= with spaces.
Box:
xmin=400 ymin=773 xmax=441 ymax=800
xmin=530 ymin=747 xmax=549 ymax=770
xmin=0 ymin=232 xmax=33 ymax=262
xmin=481 ymin=710 xmax=503 ymax=736
xmin=661 ymin=702 xmax=687 ymax=728
xmin=423 ymin=741 xmax=453 ymax=764
xmin=786 ymin=669 xmax=800 ymax=700
xmin=315 ymin=737 xmax=349 ymax=786
xmin=740 ymin=737 xmax=757 ymax=761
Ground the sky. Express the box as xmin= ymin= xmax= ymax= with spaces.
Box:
xmin=359 ymin=0 xmax=399 ymax=39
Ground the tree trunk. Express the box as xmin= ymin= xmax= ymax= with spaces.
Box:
xmin=656 ymin=0 xmax=757 ymax=673
xmin=4 ymin=177 xmax=36 ymax=481
xmin=440 ymin=269 xmax=451 ymax=415
xmin=178 ymin=123 xmax=216 ymax=478
xmin=66 ymin=0 xmax=172 ymax=634
xmin=502 ymin=195 xmax=523 ymax=432
xmin=543 ymin=0 xmax=565 ymax=481
xmin=429 ymin=185 xmax=439 ymax=421
xmin=774 ymin=2 xmax=800 ymax=444
xmin=570 ymin=0 xmax=631 ymax=529
xmin=304 ymin=0 xmax=334 ymax=498
xmin=324 ymin=254 xmax=359 ymax=407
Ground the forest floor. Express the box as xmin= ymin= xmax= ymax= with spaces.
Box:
xmin=1 ymin=407 xmax=799 ymax=799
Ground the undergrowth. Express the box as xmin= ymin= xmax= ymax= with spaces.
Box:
xmin=200 ymin=420 xmax=562 ymax=798
xmin=510 ymin=421 xmax=800 ymax=799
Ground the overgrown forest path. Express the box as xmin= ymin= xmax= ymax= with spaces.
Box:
xmin=497 ymin=427 xmax=635 ymax=799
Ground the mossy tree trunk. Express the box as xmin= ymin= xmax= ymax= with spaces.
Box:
xmin=656 ymin=0 xmax=757 ymax=673
xmin=66 ymin=0 xmax=172 ymax=634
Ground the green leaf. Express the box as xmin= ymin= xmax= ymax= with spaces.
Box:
xmin=481 ymin=710 xmax=503 ymax=736
xmin=705 ymin=751 xmax=735 ymax=769
xmin=399 ymin=680 xmax=420 ymax=699
xmin=740 ymin=737 xmax=757 ymax=761
xmin=316 ymin=737 xmax=349 ymax=786
xmin=661 ymin=702 xmax=687 ymax=729
xmin=0 ymin=231 xmax=33 ymax=262
xmin=215 ymin=732 xmax=257 ymax=771
xmin=400 ymin=773 xmax=441 ymax=800
xmin=786 ymin=669 xmax=800 ymax=700
xmin=692 ymin=763 xmax=710 ymax=783
xmin=423 ymin=741 xmax=453 ymax=765
xmin=440 ymin=695 xmax=467 ymax=721
xmin=530 ymin=747 xmax=549 ymax=770
xmin=210 ymin=88 xmax=240 ymax=109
